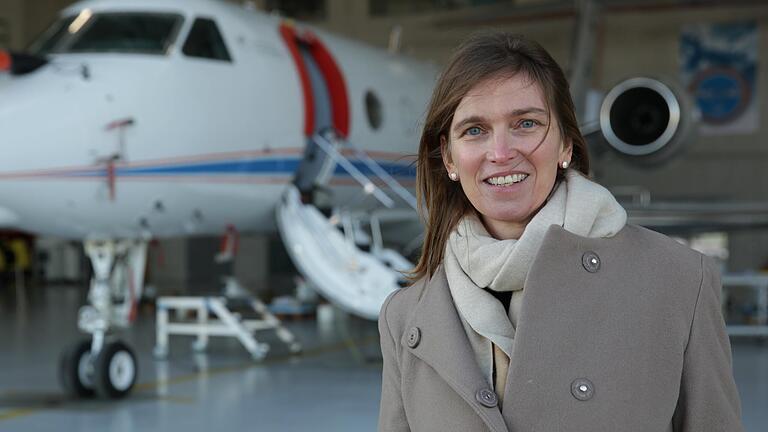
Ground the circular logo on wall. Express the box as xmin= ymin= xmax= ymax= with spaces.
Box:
xmin=688 ymin=67 xmax=750 ymax=125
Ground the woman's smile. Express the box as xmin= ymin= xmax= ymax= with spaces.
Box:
xmin=483 ymin=172 xmax=529 ymax=187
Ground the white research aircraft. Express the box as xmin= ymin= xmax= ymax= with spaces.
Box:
xmin=0 ymin=0 xmax=708 ymax=400
xmin=0 ymin=0 xmax=434 ymax=400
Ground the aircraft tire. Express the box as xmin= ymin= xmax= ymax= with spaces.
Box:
xmin=59 ymin=339 xmax=96 ymax=398
xmin=93 ymin=341 xmax=137 ymax=399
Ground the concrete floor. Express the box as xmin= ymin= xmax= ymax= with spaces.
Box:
xmin=1 ymin=284 xmax=767 ymax=431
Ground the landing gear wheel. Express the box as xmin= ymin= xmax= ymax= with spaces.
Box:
xmin=94 ymin=341 xmax=137 ymax=399
xmin=60 ymin=339 xmax=96 ymax=398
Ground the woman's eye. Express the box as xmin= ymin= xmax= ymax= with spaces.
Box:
xmin=465 ymin=126 xmax=483 ymax=136
xmin=519 ymin=119 xmax=538 ymax=129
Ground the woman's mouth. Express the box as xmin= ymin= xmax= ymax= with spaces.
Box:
xmin=483 ymin=173 xmax=529 ymax=187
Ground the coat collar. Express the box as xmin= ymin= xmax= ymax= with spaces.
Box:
xmin=403 ymin=267 xmax=509 ymax=432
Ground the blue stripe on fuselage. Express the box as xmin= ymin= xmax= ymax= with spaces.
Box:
xmin=95 ymin=158 xmax=418 ymax=178
xmin=117 ymin=159 xmax=302 ymax=175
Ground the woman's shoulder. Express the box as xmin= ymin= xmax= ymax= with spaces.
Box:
xmin=379 ymin=271 xmax=435 ymax=331
xmin=614 ymin=223 xmax=718 ymax=289
xmin=547 ymin=222 xmax=706 ymax=270
xmin=618 ymin=223 xmax=705 ymax=261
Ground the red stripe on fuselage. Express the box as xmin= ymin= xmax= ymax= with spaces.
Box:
xmin=0 ymin=148 xmax=411 ymax=180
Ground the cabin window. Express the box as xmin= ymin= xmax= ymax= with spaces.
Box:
xmin=182 ymin=18 xmax=231 ymax=62
xmin=365 ymin=90 xmax=383 ymax=130
xmin=29 ymin=13 xmax=182 ymax=55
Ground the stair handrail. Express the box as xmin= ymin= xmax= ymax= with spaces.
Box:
xmin=343 ymin=140 xmax=418 ymax=210
xmin=312 ymin=133 xmax=395 ymax=208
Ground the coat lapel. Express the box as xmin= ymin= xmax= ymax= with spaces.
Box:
xmin=403 ymin=269 xmax=509 ymax=432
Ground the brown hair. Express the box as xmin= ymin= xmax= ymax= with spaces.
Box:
xmin=410 ymin=31 xmax=590 ymax=282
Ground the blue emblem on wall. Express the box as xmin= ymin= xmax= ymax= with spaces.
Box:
xmin=681 ymin=21 xmax=758 ymax=134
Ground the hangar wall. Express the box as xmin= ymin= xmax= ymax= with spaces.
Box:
xmin=0 ymin=0 xmax=73 ymax=49
xmin=6 ymin=0 xmax=768 ymax=273
xmin=0 ymin=0 xmax=23 ymax=49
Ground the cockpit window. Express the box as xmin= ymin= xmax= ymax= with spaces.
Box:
xmin=28 ymin=16 xmax=76 ymax=54
xmin=29 ymin=12 xmax=183 ymax=55
xmin=182 ymin=18 xmax=231 ymax=62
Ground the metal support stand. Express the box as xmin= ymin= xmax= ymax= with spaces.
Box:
xmin=153 ymin=291 xmax=302 ymax=360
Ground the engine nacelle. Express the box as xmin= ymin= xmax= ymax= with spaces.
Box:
xmin=599 ymin=77 xmax=698 ymax=165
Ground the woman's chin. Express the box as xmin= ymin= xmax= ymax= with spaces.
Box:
xmin=477 ymin=210 xmax=533 ymax=236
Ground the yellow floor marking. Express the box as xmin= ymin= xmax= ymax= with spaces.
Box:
xmin=0 ymin=408 xmax=37 ymax=421
xmin=0 ymin=335 xmax=378 ymax=423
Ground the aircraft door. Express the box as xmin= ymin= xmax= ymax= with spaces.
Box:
xmin=280 ymin=24 xmax=350 ymax=199
xmin=294 ymin=43 xmax=334 ymax=194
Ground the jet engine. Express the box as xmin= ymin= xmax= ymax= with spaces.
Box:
xmin=599 ymin=77 xmax=698 ymax=165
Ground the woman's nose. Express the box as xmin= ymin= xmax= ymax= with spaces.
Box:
xmin=488 ymin=132 xmax=518 ymax=162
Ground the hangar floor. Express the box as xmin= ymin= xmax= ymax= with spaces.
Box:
xmin=1 ymin=284 xmax=767 ymax=431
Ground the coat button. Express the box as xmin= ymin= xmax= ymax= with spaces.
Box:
xmin=582 ymin=251 xmax=601 ymax=273
xmin=406 ymin=327 xmax=421 ymax=348
xmin=476 ymin=388 xmax=498 ymax=408
xmin=571 ymin=378 xmax=595 ymax=401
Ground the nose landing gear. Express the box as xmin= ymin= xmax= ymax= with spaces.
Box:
xmin=59 ymin=239 xmax=147 ymax=399
xmin=60 ymin=339 xmax=138 ymax=399
xmin=60 ymin=339 xmax=96 ymax=398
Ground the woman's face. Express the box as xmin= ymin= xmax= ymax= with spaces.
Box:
xmin=442 ymin=74 xmax=572 ymax=240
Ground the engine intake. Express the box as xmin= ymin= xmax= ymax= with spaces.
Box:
xmin=599 ymin=77 xmax=697 ymax=165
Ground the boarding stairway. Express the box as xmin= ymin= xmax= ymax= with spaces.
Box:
xmin=276 ymin=131 xmax=418 ymax=320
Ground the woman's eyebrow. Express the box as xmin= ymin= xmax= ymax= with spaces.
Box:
xmin=452 ymin=115 xmax=486 ymax=133
xmin=452 ymin=107 xmax=548 ymax=133
xmin=509 ymin=107 xmax=548 ymax=117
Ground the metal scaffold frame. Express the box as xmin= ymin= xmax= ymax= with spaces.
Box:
xmin=154 ymin=292 xmax=302 ymax=360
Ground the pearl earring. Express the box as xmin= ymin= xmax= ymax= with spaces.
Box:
xmin=561 ymin=161 xmax=569 ymax=169
xmin=449 ymin=172 xmax=458 ymax=181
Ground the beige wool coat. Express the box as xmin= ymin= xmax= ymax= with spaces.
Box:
xmin=378 ymin=224 xmax=743 ymax=432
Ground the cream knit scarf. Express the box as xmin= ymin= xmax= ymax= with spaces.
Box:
xmin=444 ymin=169 xmax=628 ymax=391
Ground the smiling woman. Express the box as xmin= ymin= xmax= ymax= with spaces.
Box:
xmin=442 ymin=74 xmax=572 ymax=240
xmin=378 ymin=31 xmax=743 ymax=432
xmin=414 ymin=31 xmax=589 ymax=277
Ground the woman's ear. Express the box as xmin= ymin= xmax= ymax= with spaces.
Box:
xmin=440 ymin=135 xmax=455 ymax=174
xmin=561 ymin=137 xmax=573 ymax=163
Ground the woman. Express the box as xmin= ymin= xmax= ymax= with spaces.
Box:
xmin=378 ymin=32 xmax=742 ymax=432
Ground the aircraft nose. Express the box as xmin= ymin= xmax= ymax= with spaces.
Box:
xmin=0 ymin=50 xmax=49 ymax=75
xmin=0 ymin=79 xmax=95 ymax=173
